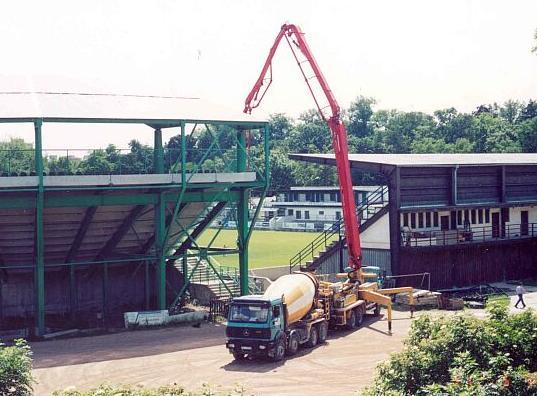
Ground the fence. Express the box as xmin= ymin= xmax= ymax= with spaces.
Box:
xmin=208 ymin=297 xmax=231 ymax=321
xmin=402 ymin=222 xmax=537 ymax=247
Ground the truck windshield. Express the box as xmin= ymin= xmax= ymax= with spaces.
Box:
xmin=229 ymin=304 xmax=269 ymax=323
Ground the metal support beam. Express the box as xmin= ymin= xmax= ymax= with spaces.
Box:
xmin=95 ymin=205 xmax=146 ymax=260
xmin=388 ymin=167 xmax=401 ymax=278
xmin=65 ymin=205 xmax=98 ymax=320
xmin=236 ymin=129 xmax=249 ymax=296
xmin=34 ymin=119 xmax=45 ymax=336
xmin=167 ymin=201 xmax=227 ymax=260
xmin=138 ymin=204 xmax=187 ymax=255
xmin=451 ymin=166 xmax=458 ymax=206
xmin=155 ymin=192 xmax=166 ymax=309
xmin=154 ymin=127 xmax=166 ymax=309
xmin=0 ymin=190 xmax=244 ymax=209
xmin=501 ymin=166 xmax=507 ymax=203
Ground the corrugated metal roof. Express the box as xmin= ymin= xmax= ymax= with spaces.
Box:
xmin=0 ymin=92 xmax=266 ymax=125
xmin=290 ymin=153 xmax=537 ymax=167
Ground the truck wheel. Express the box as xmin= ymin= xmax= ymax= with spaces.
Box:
xmin=354 ymin=308 xmax=364 ymax=327
xmin=272 ymin=338 xmax=286 ymax=362
xmin=286 ymin=333 xmax=299 ymax=356
xmin=373 ymin=304 xmax=381 ymax=317
xmin=233 ymin=352 xmax=247 ymax=361
xmin=306 ymin=326 xmax=318 ymax=348
xmin=346 ymin=310 xmax=356 ymax=330
xmin=318 ymin=322 xmax=328 ymax=343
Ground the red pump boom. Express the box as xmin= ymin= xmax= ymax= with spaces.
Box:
xmin=244 ymin=24 xmax=362 ymax=272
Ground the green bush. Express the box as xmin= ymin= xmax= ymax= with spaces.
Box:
xmin=0 ymin=339 xmax=34 ymax=396
xmin=363 ymin=303 xmax=537 ymax=396
xmin=53 ymin=383 xmax=249 ymax=396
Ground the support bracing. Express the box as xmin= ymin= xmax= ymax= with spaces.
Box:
xmin=34 ymin=119 xmax=45 ymax=336
xmin=236 ymin=129 xmax=250 ymax=295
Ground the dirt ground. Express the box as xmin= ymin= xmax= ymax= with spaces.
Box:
xmin=30 ymin=284 xmax=537 ymax=396
xmin=31 ymin=310 xmax=413 ymax=396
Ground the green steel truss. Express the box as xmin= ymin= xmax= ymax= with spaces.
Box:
xmin=0 ymin=117 xmax=269 ymax=336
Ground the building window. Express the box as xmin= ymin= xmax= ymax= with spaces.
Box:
xmin=305 ymin=211 xmax=310 ymax=220
xmin=403 ymin=213 xmax=409 ymax=227
xmin=471 ymin=209 xmax=476 ymax=224
xmin=287 ymin=209 xmax=293 ymax=216
xmin=305 ymin=193 xmax=312 ymax=202
xmin=426 ymin=212 xmax=431 ymax=228
xmin=418 ymin=212 xmax=424 ymax=228
xmin=478 ymin=209 xmax=483 ymax=224
xmin=433 ymin=212 xmax=439 ymax=227
xmin=410 ymin=213 xmax=416 ymax=228
xmin=277 ymin=208 xmax=285 ymax=216
xmin=464 ymin=209 xmax=469 ymax=224
xmin=296 ymin=210 xmax=301 ymax=219
xmin=330 ymin=193 xmax=337 ymax=202
xmin=457 ymin=211 xmax=462 ymax=226
xmin=485 ymin=209 xmax=490 ymax=223
xmin=336 ymin=211 xmax=341 ymax=220
xmin=319 ymin=210 xmax=324 ymax=215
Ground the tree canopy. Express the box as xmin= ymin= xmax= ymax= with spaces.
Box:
xmin=1 ymin=96 xmax=536 ymax=192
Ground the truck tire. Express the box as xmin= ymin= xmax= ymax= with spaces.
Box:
xmin=354 ymin=308 xmax=364 ymax=327
xmin=346 ymin=310 xmax=356 ymax=330
xmin=373 ymin=304 xmax=381 ymax=317
xmin=306 ymin=325 xmax=318 ymax=348
xmin=272 ymin=338 xmax=286 ymax=362
xmin=318 ymin=321 xmax=328 ymax=343
xmin=233 ymin=352 xmax=247 ymax=361
xmin=286 ymin=333 xmax=299 ymax=356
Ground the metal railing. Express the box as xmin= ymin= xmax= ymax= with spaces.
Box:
xmin=288 ymin=185 xmax=389 ymax=271
xmin=0 ymin=145 xmax=264 ymax=177
xmin=402 ymin=222 xmax=537 ymax=247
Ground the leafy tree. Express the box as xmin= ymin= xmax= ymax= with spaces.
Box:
xmin=120 ymin=140 xmax=153 ymax=174
xmin=500 ymin=100 xmax=525 ymax=124
xmin=364 ymin=304 xmax=537 ymax=395
xmin=287 ymin=110 xmax=331 ymax=153
xmin=46 ymin=155 xmax=79 ymax=175
xmin=382 ymin=111 xmax=435 ymax=153
xmin=269 ymin=148 xmax=296 ymax=192
xmin=79 ymin=149 xmax=116 ymax=175
xmin=521 ymin=100 xmax=537 ymax=122
xmin=0 ymin=339 xmax=34 ymax=396
xmin=518 ymin=117 xmax=537 ymax=152
xmin=0 ymin=138 xmax=34 ymax=175
xmin=268 ymin=113 xmax=293 ymax=143
xmin=347 ymin=96 xmax=376 ymax=138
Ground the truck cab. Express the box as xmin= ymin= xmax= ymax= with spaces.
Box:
xmin=225 ymin=295 xmax=286 ymax=361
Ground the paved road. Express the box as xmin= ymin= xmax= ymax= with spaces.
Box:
xmin=32 ymin=311 xmax=413 ymax=396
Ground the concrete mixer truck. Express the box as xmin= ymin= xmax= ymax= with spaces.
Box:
xmin=225 ymin=270 xmax=407 ymax=361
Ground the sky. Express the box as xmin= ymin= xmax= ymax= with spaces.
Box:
xmin=0 ymin=0 xmax=536 ymax=149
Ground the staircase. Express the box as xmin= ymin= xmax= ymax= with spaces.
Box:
xmin=289 ymin=185 xmax=389 ymax=272
xmin=178 ymin=257 xmax=262 ymax=300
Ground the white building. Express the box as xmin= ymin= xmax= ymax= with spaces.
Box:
xmin=266 ymin=186 xmax=386 ymax=231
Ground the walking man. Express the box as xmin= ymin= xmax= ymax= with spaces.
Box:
xmin=515 ymin=283 xmax=527 ymax=309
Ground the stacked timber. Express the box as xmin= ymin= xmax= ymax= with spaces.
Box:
xmin=395 ymin=289 xmax=441 ymax=308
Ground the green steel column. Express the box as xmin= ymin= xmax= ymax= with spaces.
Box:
xmin=144 ymin=261 xmax=150 ymax=310
xmin=34 ymin=119 xmax=45 ymax=336
xmin=154 ymin=128 xmax=166 ymax=309
xmin=154 ymin=128 xmax=164 ymax=174
xmin=182 ymin=255 xmax=188 ymax=286
xmin=237 ymin=129 xmax=249 ymax=295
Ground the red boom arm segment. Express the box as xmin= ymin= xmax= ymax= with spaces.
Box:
xmin=244 ymin=24 xmax=362 ymax=270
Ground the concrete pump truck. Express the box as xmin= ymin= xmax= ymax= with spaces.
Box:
xmin=225 ymin=23 xmax=413 ymax=362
